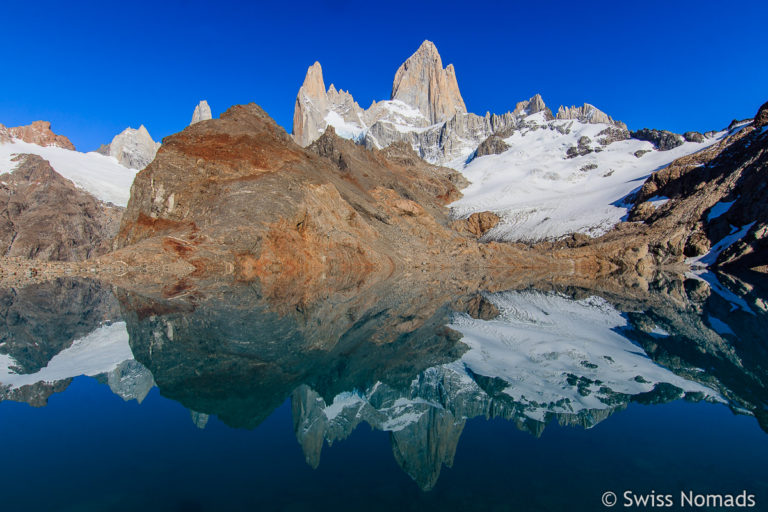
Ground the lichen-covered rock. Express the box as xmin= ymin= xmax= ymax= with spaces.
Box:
xmin=465 ymin=211 xmax=500 ymax=237
xmin=631 ymin=128 xmax=684 ymax=151
xmin=116 ymin=103 xmax=479 ymax=284
xmin=473 ymin=135 xmax=510 ymax=159
xmin=597 ymin=126 xmax=630 ymax=145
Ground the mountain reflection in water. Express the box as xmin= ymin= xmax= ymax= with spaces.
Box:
xmin=1 ymin=270 xmax=767 ymax=505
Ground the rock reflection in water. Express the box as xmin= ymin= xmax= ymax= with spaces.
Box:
xmin=113 ymin=270 xmax=768 ymax=489
xmin=1 ymin=270 xmax=767 ymax=491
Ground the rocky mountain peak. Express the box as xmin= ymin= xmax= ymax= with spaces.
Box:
xmin=556 ymin=103 xmax=626 ymax=129
xmin=513 ymin=94 xmax=550 ymax=117
xmin=100 ymin=125 xmax=161 ymax=170
xmin=754 ymin=100 xmax=768 ymax=129
xmin=190 ymin=100 xmax=212 ymax=125
xmin=391 ymin=40 xmax=467 ymax=124
xmin=293 ymin=62 xmax=331 ymax=146
xmin=300 ymin=61 xmax=327 ymax=102
xmin=0 ymin=120 xmax=76 ymax=150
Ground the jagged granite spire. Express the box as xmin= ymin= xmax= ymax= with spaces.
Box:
xmin=292 ymin=62 xmax=329 ymax=146
xmin=190 ymin=100 xmax=212 ymax=125
xmin=390 ymin=40 xmax=467 ymax=124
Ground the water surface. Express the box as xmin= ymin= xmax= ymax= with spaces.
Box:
xmin=1 ymin=272 xmax=767 ymax=511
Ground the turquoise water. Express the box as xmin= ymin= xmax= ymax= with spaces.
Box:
xmin=0 ymin=273 xmax=767 ymax=511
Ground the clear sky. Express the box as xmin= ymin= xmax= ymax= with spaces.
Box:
xmin=1 ymin=0 xmax=766 ymax=151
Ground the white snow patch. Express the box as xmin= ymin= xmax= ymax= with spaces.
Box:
xmin=647 ymin=196 xmax=670 ymax=209
xmin=687 ymin=222 xmax=755 ymax=267
xmin=0 ymin=140 xmax=136 ymax=206
xmin=323 ymin=111 xmax=365 ymax=142
xmin=322 ymin=391 xmax=365 ymax=421
xmin=448 ymin=291 xmax=718 ymax=419
xmin=0 ymin=322 xmax=132 ymax=388
xmin=686 ymin=271 xmax=754 ymax=315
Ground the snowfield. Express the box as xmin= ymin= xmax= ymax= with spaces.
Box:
xmin=0 ymin=322 xmax=132 ymax=389
xmin=450 ymin=112 xmax=723 ymax=242
xmin=310 ymin=290 xmax=720 ymax=434
xmin=0 ymin=140 xmax=137 ymax=206
xmin=448 ymin=290 xmax=719 ymax=420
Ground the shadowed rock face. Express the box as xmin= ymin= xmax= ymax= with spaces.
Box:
xmin=0 ymin=154 xmax=122 ymax=261
xmin=473 ymin=135 xmax=509 ymax=159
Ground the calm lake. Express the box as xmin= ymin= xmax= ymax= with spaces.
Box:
xmin=1 ymin=272 xmax=767 ymax=511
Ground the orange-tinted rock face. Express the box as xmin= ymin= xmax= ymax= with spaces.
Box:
xmin=1 ymin=121 xmax=75 ymax=150
xmin=115 ymin=104 xmax=474 ymax=284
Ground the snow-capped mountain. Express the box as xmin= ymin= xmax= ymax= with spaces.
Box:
xmin=0 ymin=138 xmax=137 ymax=206
xmin=291 ymin=40 xmax=728 ymax=243
xmin=0 ymin=101 xmax=212 ymax=207
xmin=291 ymin=289 xmax=720 ymax=489
xmin=291 ymin=40 xmax=633 ymax=168
xmin=450 ymin=113 xmax=724 ymax=241
xmin=96 ymin=124 xmax=161 ymax=170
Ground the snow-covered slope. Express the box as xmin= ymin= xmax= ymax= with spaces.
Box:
xmin=450 ymin=113 xmax=723 ymax=242
xmin=448 ymin=290 xmax=717 ymax=419
xmin=0 ymin=322 xmax=132 ymax=388
xmin=296 ymin=290 xmax=720 ymax=452
xmin=0 ymin=140 xmax=137 ymax=206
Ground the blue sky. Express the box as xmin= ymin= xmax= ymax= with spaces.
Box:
xmin=1 ymin=0 xmax=766 ymax=151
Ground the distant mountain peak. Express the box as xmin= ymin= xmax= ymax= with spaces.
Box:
xmin=99 ymin=125 xmax=161 ymax=170
xmin=0 ymin=120 xmax=76 ymax=150
xmin=556 ymin=103 xmax=626 ymax=129
xmin=391 ymin=40 xmax=467 ymax=124
xmin=190 ymin=100 xmax=212 ymax=125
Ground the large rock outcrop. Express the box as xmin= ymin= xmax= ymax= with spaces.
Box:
xmin=190 ymin=100 xmax=212 ymax=125
xmin=97 ymin=125 xmax=161 ymax=169
xmin=630 ymin=128 xmax=684 ymax=151
xmin=390 ymin=40 xmax=467 ymax=124
xmin=113 ymin=103 xmax=604 ymax=287
xmin=0 ymin=154 xmax=122 ymax=261
xmin=116 ymin=104 xmax=478 ymax=283
xmin=0 ymin=121 xmax=75 ymax=150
